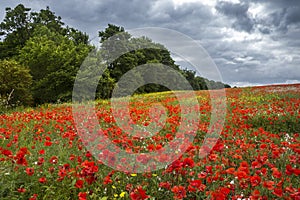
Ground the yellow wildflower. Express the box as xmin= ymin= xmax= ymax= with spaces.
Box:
xmin=120 ymin=192 xmax=126 ymax=198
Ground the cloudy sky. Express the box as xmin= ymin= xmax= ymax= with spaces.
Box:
xmin=1 ymin=0 xmax=299 ymax=87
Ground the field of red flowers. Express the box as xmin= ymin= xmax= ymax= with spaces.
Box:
xmin=0 ymin=84 xmax=299 ymax=200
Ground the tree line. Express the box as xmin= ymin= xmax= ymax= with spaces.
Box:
xmin=0 ymin=4 xmax=230 ymax=108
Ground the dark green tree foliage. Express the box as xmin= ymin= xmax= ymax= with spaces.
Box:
xmin=99 ymin=24 xmax=230 ymax=96
xmin=0 ymin=5 xmax=32 ymax=58
xmin=73 ymin=50 xmax=115 ymax=101
xmin=0 ymin=5 xmax=31 ymax=44
xmin=0 ymin=4 xmax=92 ymax=104
xmin=31 ymin=7 xmax=65 ymax=34
xmin=99 ymin=24 xmax=184 ymax=96
xmin=0 ymin=59 xmax=32 ymax=106
xmin=0 ymin=4 xmax=89 ymax=60
xmin=18 ymin=26 xmax=91 ymax=104
xmin=0 ymin=4 xmax=230 ymax=105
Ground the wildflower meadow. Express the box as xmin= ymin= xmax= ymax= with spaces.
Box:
xmin=0 ymin=84 xmax=299 ymax=200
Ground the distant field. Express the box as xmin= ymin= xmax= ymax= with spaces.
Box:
xmin=0 ymin=84 xmax=299 ymax=200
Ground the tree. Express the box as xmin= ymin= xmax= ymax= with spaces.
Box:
xmin=98 ymin=24 xmax=183 ymax=96
xmin=0 ymin=4 xmax=32 ymax=46
xmin=0 ymin=59 xmax=32 ymax=107
xmin=98 ymin=24 xmax=233 ymax=97
xmin=0 ymin=4 xmax=32 ymax=59
xmin=18 ymin=26 xmax=91 ymax=104
xmin=0 ymin=4 xmax=89 ymax=59
xmin=99 ymin=24 xmax=128 ymax=43
xmin=73 ymin=50 xmax=116 ymax=101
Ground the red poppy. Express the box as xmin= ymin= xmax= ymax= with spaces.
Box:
xmin=29 ymin=194 xmax=38 ymax=200
xmin=37 ymin=157 xmax=44 ymax=165
xmin=235 ymin=170 xmax=248 ymax=180
xmin=17 ymin=188 xmax=26 ymax=193
xmin=183 ymin=157 xmax=195 ymax=168
xmin=130 ymin=186 xmax=149 ymax=200
xmin=272 ymin=188 xmax=283 ymax=197
xmin=225 ymin=168 xmax=235 ymax=174
xmin=171 ymin=186 xmax=186 ymax=199
xmin=136 ymin=154 xmax=150 ymax=165
xmin=188 ymin=179 xmax=206 ymax=192
xmin=286 ymin=164 xmax=294 ymax=175
xmin=78 ymin=192 xmax=87 ymax=200
xmin=39 ymin=149 xmax=45 ymax=155
xmin=49 ymin=156 xmax=58 ymax=164
xmin=198 ymin=171 xmax=207 ymax=179
xmin=206 ymin=165 xmax=213 ymax=174
xmin=250 ymin=175 xmax=261 ymax=187
xmin=208 ymin=154 xmax=218 ymax=161
xmin=211 ymin=190 xmax=227 ymax=200
xmin=293 ymin=168 xmax=300 ymax=176
xmin=39 ymin=177 xmax=47 ymax=184
xmin=44 ymin=141 xmax=52 ymax=146
xmin=75 ymin=179 xmax=84 ymax=189
xmin=48 ymin=166 xmax=55 ymax=174
xmin=69 ymin=154 xmax=76 ymax=161
xmin=263 ymin=180 xmax=275 ymax=190
xmin=250 ymin=189 xmax=260 ymax=200
xmin=103 ymin=175 xmax=112 ymax=185
xmin=15 ymin=153 xmax=28 ymax=166
xmin=261 ymin=168 xmax=268 ymax=176
xmin=271 ymin=168 xmax=282 ymax=178
xmin=159 ymin=182 xmax=171 ymax=190
xmin=58 ymin=168 xmax=67 ymax=178
xmin=26 ymin=167 xmax=34 ymax=176
xmin=2 ymin=149 xmax=12 ymax=157
xmin=85 ymin=151 xmax=92 ymax=158
xmin=251 ymin=161 xmax=261 ymax=169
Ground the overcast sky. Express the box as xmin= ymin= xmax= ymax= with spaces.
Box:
xmin=1 ymin=0 xmax=299 ymax=87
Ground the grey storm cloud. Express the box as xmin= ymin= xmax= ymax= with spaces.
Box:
xmin=215 ymin=1 xmax=254 ymax=32
xmin=246 ymin=0 xmax=300 ymax=34
xmin=215 ymin=0 xmax=300 ymax=35
xmin=0 ymin=0 xmax=299 ymax=87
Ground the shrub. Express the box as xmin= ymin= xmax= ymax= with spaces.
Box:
xmin=0 ymin=59 xmax=33 ymax=109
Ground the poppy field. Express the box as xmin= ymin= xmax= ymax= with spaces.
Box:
xmin=0 ymin=84 xmax=299 ymax=200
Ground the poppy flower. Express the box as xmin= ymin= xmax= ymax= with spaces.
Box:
xmin=39 ymin=149 xmax=45 ymax=155
xmin=188 ymin=180 xmax=206 ymax=192
xmin=271 ymin=168 xmax=282 ymax=178
xmin=250 ymin=189 xmax=260 ymax=200
xmin=171 ymin=186 xmax=186 ymax=199
xmin=103 ymin=175 xmax=112 ymax=185
xmin=183 ymin=157 xmax=195 ymax=168
xmin=44 ymin=141 xmax=52 ymax=146
xmin=26 ymin=167 xmax=34 ymax=176
xmin=263 ymin=180 xmax=274 ymax=190
xmin=250 ymin=175 xmax=261 ymax=187
xmin=235 ymin=170 xmax=248 ymax=180
xmin=17 ymin=188 xmax=26 ymax=193
xmin=272 ymin=188 xmax=283 ymax=197
xmin=78 ymin=192 xmax=87 ymax=200
xmin=58 ymin=168 xmax=67 ymax=178
xmin=225 ymin=168 xmax=235 ymax=175
xmin=37 ymin=157 xmax=44 ymax=165
xmin=75 ymin=179 xmax=84 ymax=189
xmin=159 ymin=182 xmax=171 ymax=190
xmin=2 ymin=149 xmax=12 ymax=157
xmin=130 ymin=186 xmax=149 ymax=200
xmin=137 ymin=154 xmax=150 ymax=165
xmin=49 ymin=156 xmax=58 ymax=164
xmin=39 ymin=177 xmax=47 ymax=184
xmin=251 ymin=161 xmax=261 ymax=169
xmin=29 ymin=194 xmax=38 ymax=200
xmin=286 ymin=164 xmax=294 ymax=175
